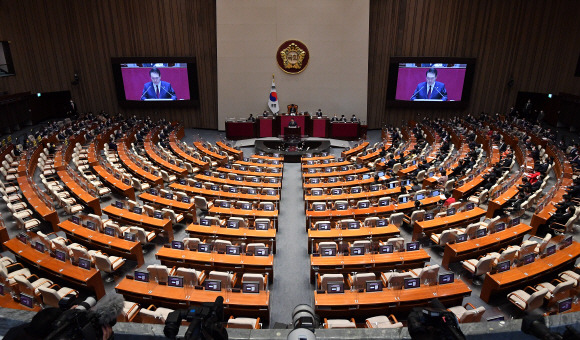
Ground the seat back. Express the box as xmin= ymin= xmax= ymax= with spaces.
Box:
xmin=384 ymin=272 xmax=412 ymax=289
xmin=229 ymin=217 xmax=247 ymax=228
xmin=517 ymin=241 xmax=539 ymax=260
xmin=320 ymin=274 xmax=344 ymax=291
xmin=389 ymin=213 xmax=405 ymax=228
xmin=439 ymin=229 xmax=458 ymax=245
xmin=183 ymin=237 xmax=201 ymax=250
xmin=497 ymin=247 xmax=518 ymax=264
xmin=241 ymin=273 xmax=266 ymax=290
xmin=69 ymin=246 xmax=91 ymax=264
xmin=208 ymin=270 xmax=234 ymax=289
xmin=418 ymin=264 xmax=440 ymax=285
xmin=175 ymin=267 xmax=201 ymax=286
xmin=213 ymin=240 xmax=232 ymax=253
xmin=129 ymin=226 xmax=149 ymax=244
xmin=194 ymin=196 xmax=209 ymax=210
xmin=352 ymin=272 xmax=376 ymax=289
xmin=364 ymin=217 xmax=379 ymax=227
xmin=527 ymin=288 xmax=549 ymax=311
xmin=386 ymin=237 xmax=405 ymax=251
xmin=474 ymin=255 xmax=495 ymax=276
xmin=352 ymin=240 xmax=371 ymax=253
xmin=550 ymin=280 xmax=575 ymax=301
xmin=246 ymin=243 xmax=267 ymax=254
xmin=409 ymin=209 xmax=426 ymax=224
xmin=14 ymin=276 xmax=36 ymax=296
xmin=93 ymin=253 xmax=113 ymax=273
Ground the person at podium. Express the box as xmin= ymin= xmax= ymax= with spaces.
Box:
xmin=141 ymin=67 xmax=177 ymax=100
xmin=350 ymin=114 xmax=359 ymax=123
xmin=288 ymin=118 xmax=298 ymax=127
xmin=316 ymin=109 xmax=323 ymax=117
xmin=410 ymin=68 xmax=447 ymax=101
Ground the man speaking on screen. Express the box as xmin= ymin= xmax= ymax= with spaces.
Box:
xmin=410 ymin=67 xmax=447 ymax=101
xmin=141 ymin=67 xmax=177 ymax=100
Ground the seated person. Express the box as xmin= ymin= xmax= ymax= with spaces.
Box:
xmin=330 ymin=114 xmax=339 ymax=122
xmin=247 ymin=114 xmax=256 ymax=122
xmin=350 ymin=114 xmax=359 ymax=123
xmin=340 ymin=115 xmax=347 ymax=122
xmin=108 ymin=139 xmax=117 ymax=151
xmin=316 ymin=109 xmax=323 ymax=117
xmin=288 ymin=118 xmax=298 ymax=128
xmin=288 ymin=104 xmax=297 ymax=115
xmin=262 ymin=110 xmax=269 ymax=117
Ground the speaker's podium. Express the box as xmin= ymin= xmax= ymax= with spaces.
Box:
xmin=284 ymin=127 xmax=301 ymax=142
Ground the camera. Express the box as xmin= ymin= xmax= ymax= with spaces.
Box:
xmin=164 ymin=296 xmax=228 ymax=340
xmin=407 ymin=299 xmax=466 ymax=340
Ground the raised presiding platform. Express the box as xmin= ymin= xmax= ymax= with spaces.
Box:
xmin=255 ymin=138 xmax=331 ymax=163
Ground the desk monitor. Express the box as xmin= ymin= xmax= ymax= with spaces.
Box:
xmin=143 ymin=165 xmax=150 ymax=172
xmin=404 ymin=277 xmax=420 ymax=289
xmin=243 ymin=157 xmax=250 ymax=162
xmin=523 ymin=253 xmax=535 ymax=265
xmin=327 ymin=281 xmax=344 ymax=294
xmin=431 ymin=190 xmax=440 ymax=197
xmin=310 ymin=178 xmax=320 ymax=184
xmin=312 ymin=190 xmax=322 ymax=196
xmin=328 ymin=177 xmax=338 ymax=183
xmin=456 ymin=234 xmax=467 ymax=243
xmin=412 ymin=160 xmax=417 ymax=165
xmin=351 ymin=187 xmax=362 ymax=194
xmin=124 ymin=232 xmax=136 ymax=242
xmin=220 ymin=201 xmax=231 ymax=208
xmin=313 ymin=203 xmax=326 ymax=212
xmin=255 ymin=222 xmax=268 ymax=230
xmin=242 ymin=282 xmax=260 ymax=293
xmin=496 ymin=260 xmax=510 ymax=273
xmin=558 ymin=297 xmax=573 ymax=313
xmin=171 ymin=241 xmax=184 ymax=250
xmin=70 ymin=216 xmax=81 ymax=225
xmin=331 ymin=189 xmax=341 ymax=195
xmin=0 ymin=283 xmax=4 ymax=296
xmin=239 ymin=166 xmax=247 ymax=171
xmin=153 ymin=170 xmax=160 ymax=176
xmin=227 ymin=220 xmax=239 ymax=229
xmin=115 ymin=200 xmax=124 ymax=209
xmin=377 ymin=219 xmax=388 ymax=227
xmin=308 ymin=169 xmax=315 ymax=174
xmin=225 ymin=163 xmax=232 ymax=169
xmin=168 ymin=276 xmax=184 ymax=288
xmin=366 ymin=280 xmax=383 ymax=292
xmin=235 ymin=175 xmax=243 ymax=181
xmin=20 ymin=293 xmax=34 ymax=309
xmin=348 ymin=221 xmax=360 ymax=229
xmin=355 ymin=163 xmax=363 ymax=169
xmin=229 ymin=187 xmax=238 ymax=193
xmin=560 ymin=236 xmax=573 ymax=249
xmin=401 ymin=179 xmax=411 ymax=186
xmin=55 ymin=249 xmax=67 ymax=262
xmin=379 ymin=244 xmax=394 ymax=254
xmin=251 ymin=177 xmax=260 ymax=183
xmin=198 ymin=243 xmax=211 ymax=253
xmin=324 ymin=167 xmax=333 ymax=173
xmin=150 ymin=188 xmax=159 ymax=195
xmin=269 ymin=178 xmax=278 ymax=183
xmin=17 ymin=233 xmax=28 ymax=244
xmin=317 ymin=222 xmax=331 ymax=231
xmin=307 ymin=160 xmax=314 ymax=165
xmin=350 ymin=246 xmax=365 ymax=255
xmin=438 ymin=273 xmax=454 ymax=285
xmin=476 ymin=228 xmax=487 ymax=238
xmin=379 ymin=199 xmax=389 ymax=206
xmin=218 ymin=173 xmax=226 ymax=179
xmin=226 ymin=245 xmax=241 ymax=255
xmin=164 ymin=193 xmax=173 ymax=200
xmin=178 ymin=179 xmax=186 ymax=185
xmin=335 ymin=202 xmax=348 ymax=210
xmin=406 ymin=241 xmax=420 ymax=251
xmin=424 ymin=212 xmax=434 ymax=220
xmin=194 ymin=182 xmax=203 ymax=188
xmin=495 ymin=222 xmax=506 ymax=233
xmin=114 ymin=173 xmax=121 ymax=180
xmin=199 ymin=218 xmax=211 ymax=226
xmin=446 ymin=208 xmax=456 ymax=216
xmin=34 ymin=242 xmax=45 ymax=253
xmin=346 ymin=175 xmax=356 ymax=182
xmin=86 ymin=221 xmax=97 ymax=231
xmin=204 ymin=279 xmax=221 ymax=291
xmin=263 ymin=204 xmax=275 ymax=211
xmin=104 ymin=226 xmax=116 ymax=236
xmin=545 ymin=244 xmax=556 ymax=256
xmin=362 ymin=174 xmax=371 ymax=180
xmin=169 ymin=159 xmax=176 ymax=165
xmin=388 ymin=182 xmax=397 ymax=189
xmin=370 ymin=184 xmax=381 ymax=192
xmin=240 ymin=202 xmax=252 ymax=210
xmin=399 ymin=196 xmax=409 ymax=204
xmin=322 ymin=159 xmax=330 ymax=164
xmin=247 ymin=188 xmax=257 ymax=194
xmin=338 ymin=157 xmax=345 ymax=162
xmin=182 ymin=196 xmax=190 ymax=203
xmin=510 ymin=217 xmax=520 ymax=227
xmin=78 ymin=257 xmax=92 ymax=270
xmin=254 ymin=247 xmax=269 ymax=256
xmin=320 ymin=246 xmax=336 ymax=256
xmin=486 ymin=316 xmax=505 ymax=322
xmin=465 ymin=202 xmax=475 ymax=211
xmin=416 ymin=194 xmax=425 ymax=200
xmin=428 ymin=172 xmax=435 ymax=177
xmin=211 ymin=185 xmax=219 ymax=191
xmin=133 ymin=207 xmax=143 ymax=214
xmin=134 ymin=270 xmax=149 ymax=282
xmin=377 ymin=171 xmax=385 ymax=178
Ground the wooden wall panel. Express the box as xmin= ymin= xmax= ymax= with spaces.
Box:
xmin=0 ymin=0 xmax=217 ymax=129
xmin=368 ymin=0 xmax=580 ymax=128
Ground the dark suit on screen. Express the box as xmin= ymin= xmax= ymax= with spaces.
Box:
xmin=141 ymin=81 xmax=176 ymax=100
xmin=411 ymin=81 xmax=448 ymax=101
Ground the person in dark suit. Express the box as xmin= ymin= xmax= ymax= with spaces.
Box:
xmin=247 ymin=114 xmax=256 ymax=122
xmin=141 ymin=67 xmax=176 ymax=100
xmin=350 ymin=114 xmax=359 ymax=123
xmin=288 ymin=118 xmax=298 ymax=127
xmin=316 ymin=109 xmax=322 ymax=117
xmin=410 ymin=68 xmax=448 ymax=101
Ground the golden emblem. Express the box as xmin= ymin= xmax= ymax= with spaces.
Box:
xmin=276 ymin=40 xmax=309 ymax=74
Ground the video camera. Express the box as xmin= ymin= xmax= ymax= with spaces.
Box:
xmin=522 ymin=314 xmax=580 ymax=340
xmin=407 ymin=299 xmax=466 ymax=340
xmin=164 ymin=296 xmax=228 ymax=340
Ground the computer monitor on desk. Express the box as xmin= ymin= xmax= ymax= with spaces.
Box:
xmin=55 ymin=249 xmax=67 ymax=262
xmin=366 ymin=280 xmax=383 ymax=292
xmin=558 ymin=297 xmax=573 ymax=313
xmin=171 ymin=241 xmax=184 ymax=250
xmin=86 ymin=221 xmax=97 ymax=231
xmin=226 ymin=245 xmax=241 ymax=255
xmin=320 ymin=246 xmax=336 ymax=256
xmin=327 ymin=282 xmax=344 ymax=294
xmin=242 ymin=282 xmax=260 ymax=293
xmin=378 ymin=244 xmax=393 ymax=254
xmin=254 ymin=247 xmax=269 ymax=256
xmin=168 ymin=276 xmax=184 ymax=288
xmin=404 ymin=278 xmax=420 ymax=289
xmin=134 ymin=271 xmax=149 ymax=282
xmin=350 ymin=246 xmax=365 ymax=255
xmin=198 ymin=244 xmax=211 ymax=253
xmin=205 ymin=279 xmax=221 ymax=291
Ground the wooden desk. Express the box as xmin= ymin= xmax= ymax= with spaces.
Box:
xmin=144 ymin=131 xmax=188 ymax=177
xmin=304 ymin=187 xmax=401 ymax=204
xmin=57 ymin=170 xmax=102 ymax=215
xmin=171 ymin=126 xmax=210 ymax=169
xmin=413 ymin=207 xmax=487 ymax=241
xmin=441 ymin=223 xmax=532 ymax=269
xmin=194 ymin=174 xmax=281 ymax=189
xmin=302 ymin=161 xmax=351 ymax=169
xmin=155 ymin=247 xmax=274 ymax=283
xmin=93 ymin=165 xmax=136 ymax=200
xmin=216 ymin=167 xmax=282 ymax=178
xmin=314 ymin=280 xmax=471 ymax=320
xmin=194 ymin=142 xmax=228 ymax=164
xmin=17 ymin=176 xmax=60 ymax=232
xmin=170 ymin=183 xmax=279 ymax=203
xmin=216 ymin=141 xmax=243 ymax=160
xmin=0 ymin=224 xmax=9 ymax=251
xmin=486 ymin=183 xmax=521 ymax=218
xmin=307 ymin=225 xmax=400 ymax=254
xmin=115 ymin=277 xmax=270 ymax=323
xmin=252 ymin=154 xmax=283 ymax=161
xmin=480 ymin=241 xmax=580 ymax=302
xmin=237 ymin=160 xmax=283 ymax=168
xmin=342 ymin=142 xmax=369 ymax=158
xmin=186 ymin=223 xmax=277 ymax=253
xmin=303 ymin=177 xmax=376 ymax=189
xmin=310 ymin=249 xmax=430 ymax=283
xmin=302 ymin=155 xmax=334 ymax=162
xmin=103 ymin=205 xmax=173 ymax=241
xmin=302 ymin=167 xmax=369 ymax=179
xmin=117 ymin=143 xmax=163 ymax=186
xmin=138 ymin=192 xmax=196 ymax=219
xmin=4 ymin=238 xmax=106 ymax=299
xmin=58 ymin=220 xmax=144 ymax=266
xmin=209 ymin=206 xmax=278 ymax=222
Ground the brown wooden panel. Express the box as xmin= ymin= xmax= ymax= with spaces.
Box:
xmin=368 ymin=0 xmax=580 ymax=129
xmin=0 ymin=0 xmax=217 ymax=129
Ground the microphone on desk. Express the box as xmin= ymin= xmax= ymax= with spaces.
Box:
xmin=411 ymin=86 xmax=425 ymax=100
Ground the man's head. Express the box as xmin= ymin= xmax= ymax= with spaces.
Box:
xmin=150 ymin=68 xmax=161 ymax=85
xmin=425 ymin=68 xmax=438 ymax=87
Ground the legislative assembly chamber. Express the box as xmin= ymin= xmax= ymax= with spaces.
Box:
xmin=1 ymin=1 xmax=580 ymax=339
